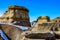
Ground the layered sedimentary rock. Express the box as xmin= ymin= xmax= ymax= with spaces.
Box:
xmin=32 ymin=16 xmax=60 ymax=32
xmin=37 ymin=16 xmax=50 ymax=22
xmin=51 ymin=17 xmax=60 ymax=31
xmin=0 ymin=5 xmax=31 ymax=40
xmin=20 ymin=31 xmax=55 ymax=40
xmin=0 ymin=6 xmax=31 ymax=27
xmin=32 ymin=16 xmax=51 ymax=32
xmin=20 ymin=16 xmax=54 ymax=40
xmin=20 ymin=16 xmax=60 ymax=40
xmin=0 ymin=5 xmax=60 ymax=40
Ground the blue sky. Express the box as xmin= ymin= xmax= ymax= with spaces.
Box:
xmin=0 ymin=0 xmax=60 ymax=22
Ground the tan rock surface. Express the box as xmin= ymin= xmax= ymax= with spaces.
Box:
xmin=0 ymin=5 xmax=31 ymax=27
xmin=0 ymin=24 xmax=25 ymax=40
xmin=0 ymin=35 xmax=3 ymax=40
xmin=32 ymin=16 xmax=51 ymax=32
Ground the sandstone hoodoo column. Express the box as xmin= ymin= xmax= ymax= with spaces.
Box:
xmin=0 ymin=5 xmax=31 ymax=27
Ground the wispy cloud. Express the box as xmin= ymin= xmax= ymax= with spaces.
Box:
xmin=0 ymin=10 xmax=4 ymax=17
xmin=30 ymin=16 xmax=39 ymax=22
xmin=0 ymin=13 xmax=3 ymax=17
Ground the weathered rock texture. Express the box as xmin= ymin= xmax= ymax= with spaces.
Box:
xmin=32 ymin=16 xmax=51 ymax=32
xmin=32 ymin=16 xmax=60 ymax=32
xmin=0 ymin=5 xmax=31 ymax=40
xmin=21 ymin=16 xmax=60 ymax=40
xmin=0 ymin=5 xmax=60 ymax=40
xmin=0 ymin=6 xmax=31 ymax=27
xmin=0 ymin=24 xmax=25 ymax=40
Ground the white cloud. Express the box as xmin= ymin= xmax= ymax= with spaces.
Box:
xmin=0 ymin=13 xmax=3 ymax=17
xmin=30 ymin=16 xmax=38 ymax=22
xmin=0 ymin=10 xmax=4 ymax=17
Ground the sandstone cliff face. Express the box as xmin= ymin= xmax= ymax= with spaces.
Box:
xmin=32 ymin=16 xmax=51 ymax=32
xmin=0 ymin=5 xmax=31 ymax=40
xmin=1 ymin=5 xmax=60 ymax=40
xmin=0 ymin=6 xmax=31 ymax=27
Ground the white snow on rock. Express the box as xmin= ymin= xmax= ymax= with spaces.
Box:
xmin=0 ymin=22 xmax=29 ymax=30
xmin=10 ymin=24 xmax=29 ymax=30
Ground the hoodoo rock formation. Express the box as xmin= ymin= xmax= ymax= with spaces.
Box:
xmin=0 ymin=6 xmax=60 ymax=40
xmin=0 ymin=5 xmax=31 ymax=27
xmin=0 ymin=5 xmax=31 ymax=40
